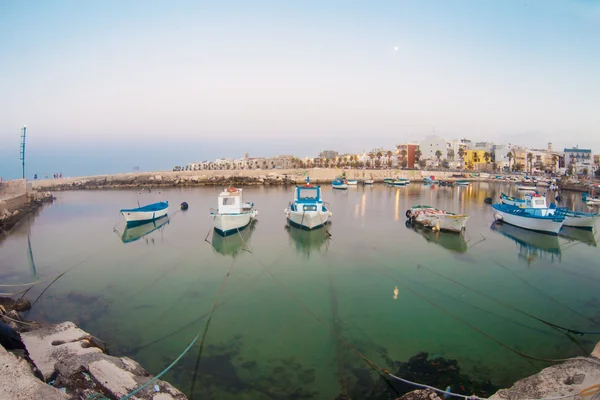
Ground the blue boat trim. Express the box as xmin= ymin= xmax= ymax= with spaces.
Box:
xmin=492 ymin=204 xmax=565 ymax=222
xmin=120 ymin=201 xmax=169 ymax=213
xmin=287 ymin=218 xmax=326 ymax=231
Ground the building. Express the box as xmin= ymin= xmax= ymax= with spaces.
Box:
xmin=493 ymin=145 xmax=511 ymax=172
xmin=419 ymin=136 xmax=447 ymax=161
xmin=396 ymin=144 xmax=418 ymax=168
xmin=564 ymin=147 xmax=593 ymax=175
xmin=463 ymin=150 xmax=488 ymax=170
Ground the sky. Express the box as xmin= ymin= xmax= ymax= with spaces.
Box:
xmin=1 ymin=0 xmax=599 ymax=179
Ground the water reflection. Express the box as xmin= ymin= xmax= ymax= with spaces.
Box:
xmin=490 ymin=221 xmax=561 ymax=265
xmin=405 ymin=220 xmax=468 ymax=253
xmin=559 ymin=226 xmax=597 ymax=247
xmin=285 ymin=224 xmax=329 ymax=258
xmin=211 ymin=220 xmax=257 ymax=258
xmin=121 ymin=216 xmax=170 ymax=244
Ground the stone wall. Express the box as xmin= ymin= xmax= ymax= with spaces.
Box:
xmin=0 ymin=194 xmax=27 ymax=218
xmin=0 ymin=178 xmax=26 ymax=196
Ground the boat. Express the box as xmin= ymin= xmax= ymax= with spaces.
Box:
xmin=121 ymin=216 xmax=170 ymax=243
xmin=554 ymin=207 xmax=598 ymax=230
xmin=405 ymin=220 xmax=467 ymax=253
xmin=405 ymin=205 xmax=469 ymax=233
xmin=423 ymin=177 xmax=438 ymax=184
xmin=210 ymin=187 xmax=258 ymax=236
xmin=285 ymin=224 xmax=329 ymax=258
xmin=211 ymin=220 xmax=257 ymax=257
xmin=492 ymin=193 xmax=564 ymax=235
xmin=383 ymin=178 xmax=394 ymax=184
xmin=390 ymin=179 xmax=408 ymax=187
xmin=362 ymin=178 xmax=374 ymax=185
xmin=455 ymin=180 xmax=470 ymax=186
xmin=490 ymin=221 xmax=561 ymax=263
xmin=583 ymin=192 xmax=600 ymax=205
xmin=120 ymin=201 xmax=169 ymax=224
xmin=500 ymin=192 xmax=544 ymax=207
xmin=285 ymin=178 xmax=332 ymax=230
xmin=346 ymin=179 xmax=358 ymax=185
xmin=517 ymin=185 xmax=537 ymax=191
xmin=332 ymin=178 xmax=348 ymax=190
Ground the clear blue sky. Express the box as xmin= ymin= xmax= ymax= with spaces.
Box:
xmin=1 ymin=0 xmax=599 ymax=178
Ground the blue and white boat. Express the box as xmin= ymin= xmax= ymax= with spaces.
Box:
xmin=583 ymin=192 xmax=600 ymax=206
xmin=210 ymin=188 xmax=258 ymax=236
xmin=120 ymin=201 xmax=169 ymax=225
xmin=455 ymin=180 xmax=470 ymax=186
xmin=492 ymin=193 xmax=564 ymax=235
xmin=332 ymin=178 xmax=348 ymax=190
xmin=554 ymin=207 xmax=598 ymax=230
xmin=285 ymin=179 xmax=332 ymax=230
xmin=390 ymin=179 xmax=408 ymax=187
xmin=423 ymin=176 xmax=438 ymax=185
xmin=500 ymin=192 xmax=545 ymax=207
xmin=346 ymin=179 xmax=358 ymax=185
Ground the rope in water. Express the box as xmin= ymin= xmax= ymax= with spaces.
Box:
xmin=418 ymin=263 xmax=600 ymax=335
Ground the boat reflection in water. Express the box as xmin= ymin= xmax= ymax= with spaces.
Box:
xmin=559 ymin=226 xmax=597 ymax=247
xmin=490 ymin=221 xmax=561 ymax=264
xmin=405 ymin=220 xmax=468 ymax=253
xmin=285 ymin=224 xmax=329 ymax=258
xmin=211 ymin=220 xmax=257 ymax=258
xmin=121 ymin=216 xmax=170 ymax=244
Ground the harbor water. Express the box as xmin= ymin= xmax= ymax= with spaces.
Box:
xmin=1 ymin=182 xmax=598 ymax=399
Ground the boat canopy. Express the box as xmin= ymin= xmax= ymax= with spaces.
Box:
xmin=295 ymin=185 xmax=322 ymax=204
xmin=218 ymin=188 xmax=244 ymax=213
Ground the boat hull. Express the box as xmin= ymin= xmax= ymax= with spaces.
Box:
xmin=121 ymin=206 xmax=168 ymax=224
xmin=332 ymin=184 xmax=348 ymax=190
xmin=213 ymin=210 xmax=258 ymax=236
xmin=518 ymin=186 xmax=537 ymax=191
xmin=563 ymin=215 xmax=597 ymax=230
xmin=347 ymin=180 xmax=358 ymax=185
xmin=286 ymin=209 xmax=330 ymax=230
xmin=362 ymin=180 xmax=374 ymax=185
xmin=408 ymin=206 xmax=469 ymax=233
xmin=492 ymin=207 xmax=563 ymax=235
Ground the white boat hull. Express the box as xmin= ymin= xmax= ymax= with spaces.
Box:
xmin=586 ymin=197 xmax=600 ymax=205
xmin=414 ymin=213 xmax=469 ymax=233
xmin=518 ymin=186 xmax=537 ymax=191
xmin=493 ymin=209 xmax=563 ymax=234
xmin=122 ymin=207 xmax=168 ymax=223
xmin=363 ymin=180 xmax=374 ymax=185
xmin=286 ymin=209 xmax=330 ymax=230
xmin=332 ymin=184 xmax=348 ymax=190
xmin=347 ymin=180 xmax=358 ymax=185
xmin=563 ymin=215 xmax=597 ymax=229
xmin=213 ymin=210 xmax=258 ymax=236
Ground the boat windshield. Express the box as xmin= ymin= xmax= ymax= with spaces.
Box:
xmin=297 ymin=188 xmax=319 ymax=201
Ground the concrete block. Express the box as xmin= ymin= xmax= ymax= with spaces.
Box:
xmin=88 ymin=359 xmax=138 ymax=398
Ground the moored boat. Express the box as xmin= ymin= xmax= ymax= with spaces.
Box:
xmin=455 ymin=180 xmax=470 ymax=186
xmin=210 ymin=187 xmax=258 ymax=236
xmin=554 ymin=207 xmax=598 ymax=230
xmin=390 ymin=179 xmax=408 ymax=186
xmin=406 ymin=205 xmax=469 ymax=233
xmin=362 ymin=179 xmax=374 ymax=185
xmin=346 ymin=179 xmax=358 ymax=185
xmin=517 ymin=185 xmax=537 ymax=191
xmin=492 ymin=193 xmax=564 ymax=235
xmin=285 ymin=178 xmax=332 ymax=230
xmin=583 ymin=192 xmax=600 ymax=205
xmin=120 ymin=201 xmax=169 ymax=224
xmin=332 ymin=178 xmax=348 ymax=190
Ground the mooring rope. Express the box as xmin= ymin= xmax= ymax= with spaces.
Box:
xmin=418 ymin=263 xmax=600 ymax=336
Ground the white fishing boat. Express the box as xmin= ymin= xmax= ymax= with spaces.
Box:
xmin=501 ymin=192 xmax=544 ymax=207
xmin=285 ymin=178 xmax=332 ymax=230
xmin=362 ymin=179 xmax=374 ymax=185
xmin=332 ymin=178 xmax=348 ymax=190
xmin=455 ymin=180 xmax=470 ymax=186
xmin=555 ymin=208 xmax=598 ymax=230
xmin=210 ymin=188 xmax=258 ymax=236
xmin=492 ymin=193 xmax=564 ymax=235
xmin=405 ymin=205 xmax=469 ymax=233
xmin=518 ymin=184 xmax=537 ymax=191
xmin=390 ymin=180 xmax=408 ymax=187
xmin=583 ymin=192 xmax=600 ymax=206
xmin=120 ymin=201 xmax=169 ymax=224
xmin=346 ymin=179 xmax=358 ymax=185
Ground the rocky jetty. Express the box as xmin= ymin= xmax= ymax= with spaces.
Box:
xmin=0 ymin=298 xmax=187 ymax=400
xmin=0 ymin=191 xmax=54 ymax=233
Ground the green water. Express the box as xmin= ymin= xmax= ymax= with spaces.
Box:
xmin=1 ymin=183 xmax=599 ymax=399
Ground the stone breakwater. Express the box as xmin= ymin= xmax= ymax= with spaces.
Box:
xmin=31 ymin=169 xmax=470 ymax=191
xmin=0 ymin=190 xmax=55 ymax=233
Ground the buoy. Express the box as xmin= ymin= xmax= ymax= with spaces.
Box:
xmin=484 ymin=197 xmax=493 ymax=204
xmin=180 ymin=202 xmax=189 ymax=210
xmin=405 ymin=210 xmax=412 ymax=219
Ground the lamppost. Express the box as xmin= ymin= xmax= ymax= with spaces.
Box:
xmin=20 ymin=125 xmax=27 ymax=179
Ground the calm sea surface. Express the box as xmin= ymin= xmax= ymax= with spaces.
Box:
xmin=1 ymin=182 xmax=599 ymax=399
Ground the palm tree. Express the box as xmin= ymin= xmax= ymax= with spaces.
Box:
xmin=386 ymin=150 xmax=393 ymax=166
xmin=376 ymin=151 xmax=383 ymax=167
xmin=415 ymin=149 xmax=422 ymax=162
xmin=527 ymin=152 xmax=534 ymax=174
xmin=458 ymin=148 xmax=465 ymax=161
xmin=368 ymin=152 xmax=375 ymax=168
xmin=435 ymin=150 xmax=443 ymax=169
xmin=447 ymin=149 xmax=455 ymax=161
xmin=506 ymin=152 xmax=513 ymax=172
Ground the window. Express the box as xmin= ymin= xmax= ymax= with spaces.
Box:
xmin=222 ymin=198 xmax=235 ymax=205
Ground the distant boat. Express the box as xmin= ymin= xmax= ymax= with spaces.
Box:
xmin=500 ymin=192 xmax=544 ymax=207
xmin=390 ymin=179 xmax=408 ymax=187
xmin=120 ymin=201 xmax=169 ymax=224
xmin=383 ymin=178 xmax=394 ymax=184
xmin=362 ymin=178 xmax=374 ymax=185
xmin=406 ymin=205 xmax=469 ymax=233
xmin=583 ymin=192 xmax=600 ymax=206
xmin=210 ymin=188 xmax=258 ymax=236
xmin=423 ymin=176 xmax=438 ymax=185
xmin=492 ymin=193 xmax=564 ymax=235
xmin=332 ymin=178 xmax=348 ymax=190
xmin=518 ymin=185 xmax=537 ymax=191
xmin=455 ymin=180 xmax=470 ymax=186
xmin=121 ymin=216 xmax=170 ymax=243
xmin=285 ymin=178 xmax=332 ymax=230
xmin=346 ymin=179 xmax=358 ymax=185
xmin=555 ymin=207 xmax=598 ymax=230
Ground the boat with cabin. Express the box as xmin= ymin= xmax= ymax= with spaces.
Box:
xmin=285 ymin=178 xmax=332 ymax=230
xmin=120 ymin=201 xmax=169 ymax=225
xmin=405 ymin=205 xmax=469 ymax=233
xmin=492 ymin=193 xmax=564 ymax=234
xmin=210 ymin=188 xmax=258 ymax=236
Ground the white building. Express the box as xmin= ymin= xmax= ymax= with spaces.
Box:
xmin=419 ymin=136 xmax=448 ymax=161
xmin=493 ymin=145 xmax=511 ymax=172
xmin=564 ymin=147 xmax=593 ymax=175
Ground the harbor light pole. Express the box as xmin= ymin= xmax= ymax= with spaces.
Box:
xmin=20 ymin=125 xmax=26 ymax=179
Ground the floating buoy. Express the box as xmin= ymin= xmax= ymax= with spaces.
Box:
xmin=405 ymin=210 xmax=412 ymax=219
xmin=484 ymin=197 xmax=493 ymax=204
xmin=555 ymin=195 xmax=561 ymax=202
xmin=180 ymin=202 xmax=189 ymax=210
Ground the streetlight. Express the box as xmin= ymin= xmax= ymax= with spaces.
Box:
xmin=20 ymin=125 xmax=27 ymax=179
